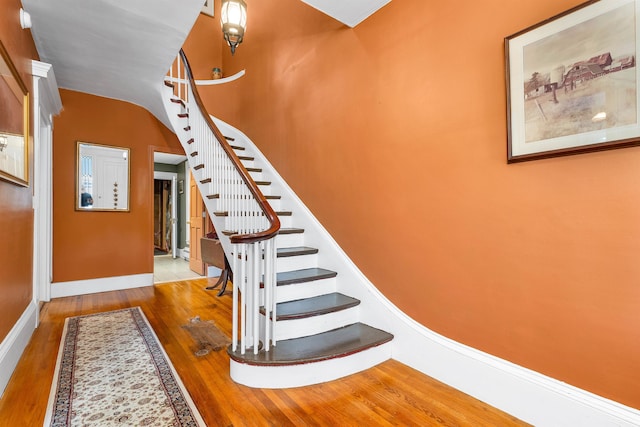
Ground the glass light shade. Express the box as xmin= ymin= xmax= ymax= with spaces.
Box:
xmin=221 ymin=0 xmax=247 ymax=55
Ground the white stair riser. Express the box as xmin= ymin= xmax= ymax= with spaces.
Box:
xmin=264 ymin=199 xmax=282 ymax=211
xmin=248 ymin=171 xmax=264 ymax=181
xmin=229 ymin=341 xmax=393 ymax=389
xmin=276 ymin=253 xmax=318 ymax=272
xmin=274 ymin=215 xmax=293 ymax=228
xmin=262 ymin=277 xmax=337 ymax=303
xmin=275 ymin=233 xmax=305 ymax=248
xmin=265 ymin=306 xmax=360 ymax=341
xmin=240 ymin=159 xmax=256 ymax=169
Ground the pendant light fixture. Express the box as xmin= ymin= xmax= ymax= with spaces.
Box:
xmin=220 ymin=0 xmax=247 ymax=55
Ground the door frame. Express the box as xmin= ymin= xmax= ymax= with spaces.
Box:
xmin=153 ymin=171 xmax=178 ymax=258
xmin=31 ymin=61 xmax=62 ymax=314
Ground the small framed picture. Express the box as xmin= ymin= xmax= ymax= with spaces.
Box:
xmin=505 ymin=0 xmax=640 ymax=162
xmin=201 ymin=0 xmax=214 ymax=16
xmin=178 ymin=179 xmax=184 ymax=194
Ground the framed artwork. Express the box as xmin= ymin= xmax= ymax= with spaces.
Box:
xmin=202 ymin=0 xmax=214 ymax=16
xmin=505 ymin=0 xmax=640 ymax=162
xmin=0 ymin=40 xmax=29 ymax=185
xmin=178 ymin=179 xmax=184 ymax=194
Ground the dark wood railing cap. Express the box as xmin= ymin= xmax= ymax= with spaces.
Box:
xmin=178 ymin=50 xmax=280 ymax=244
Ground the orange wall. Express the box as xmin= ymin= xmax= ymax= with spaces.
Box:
xmin=182 ymin=13 xmax=223 ymax=81
xmin=0 ymin=0 xmax=39 ymax=341
xmin=189 ymin=0 xmax=640 ymax=408
xmin=52 ymin=90 xmax=183 ymax=282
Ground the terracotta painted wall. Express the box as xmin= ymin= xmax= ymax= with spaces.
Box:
xmin=52 ymin=90 xmax=183 ymax=283
xmin=182 ymin=13 xmax=224 ymax=81
xmin=187 ymin=0 xmax=640 ymax=408
xmin=0 ymin=0 xmax=39 ymax=342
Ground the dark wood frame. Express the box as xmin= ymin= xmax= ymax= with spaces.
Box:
xmin=0 ymin=40 xmax=29 ymax=186
xmin=505 ymin=0 xmax=640 ymax=163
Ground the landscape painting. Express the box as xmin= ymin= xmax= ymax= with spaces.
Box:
xmin=506 ymin=0 xmax=640 ymax=162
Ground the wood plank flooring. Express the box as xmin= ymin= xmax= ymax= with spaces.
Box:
xmin=0 ymin=279 xmax=529 ymax=426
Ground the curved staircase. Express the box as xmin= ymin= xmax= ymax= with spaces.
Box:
xmin=163 ymin=52 xmax=393 ymax=388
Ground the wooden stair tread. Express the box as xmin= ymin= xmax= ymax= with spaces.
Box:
xmin=230 ymin=145 xmax=245 ymax=150
xmin=268 ymin=293 xmax=360 ymax=321
xmin=207 ymin=194 xmax=278 ymax=200
xmin=228 ymin=323 xmax=393 ymax=366
xmin=277 ymin=246 xmax=318 ymax=257
xmin=278 ymin=228 xmax=304 ymax=235
xmin=170 ymin=98 xmax=185 ymax=108
xmin=221 ymin=227 xmax=303 ymax=236
xmin=238 ymin=155 xmax=254 ymax=161
xmin=275 ymin=268 xmax=337 ymax=286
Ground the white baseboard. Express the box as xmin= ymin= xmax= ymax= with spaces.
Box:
xmin=391 ymin=315 xmax=640 ymax=427
xmin=51 ymin=273 xmax=154 ymax=298
xmin=0 ymin=301 xmax=38 ymax=398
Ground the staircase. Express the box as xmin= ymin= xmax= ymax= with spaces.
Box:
xmin=163 ymin=51 xmax=393 ymax=388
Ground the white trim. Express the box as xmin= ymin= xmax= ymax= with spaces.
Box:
xmin=229 ymin=341 xmax=392 ymax=388
xmin=194 ymin=69 xmax=245 ymax=85
xmin=31 ymin=60 xmax=62 ymax=314
xmin=388 ymin=305 xmax=640 ymax=427
xmin=51 ymin=274 xmax=153 ymax=299
xmin=0 ymin=301 xmax=38 ymax=397
xmin=211 ymin=116 xmax=640 ymax=426
xmin=31 ymin=61 xmax=63 ymax=118
xmin=154 ymin=171 xmax=179 ymax=259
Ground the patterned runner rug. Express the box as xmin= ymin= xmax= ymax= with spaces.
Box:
xmin=44 ymin=307 xmax=205 ymax=426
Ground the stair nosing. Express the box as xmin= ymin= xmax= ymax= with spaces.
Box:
xmin=262 ymin=293 xmax=360 ymax=321
xmin=227 ymin=323 xmax=393 ymax=366
xmin=276 ymin=246 xmax=318 ymax=258
xmin=273 ymin=268 xmax=337 ymax=286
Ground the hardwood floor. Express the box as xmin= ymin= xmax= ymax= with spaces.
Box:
xmin=0 ymin=279 xmax=529 ymax=426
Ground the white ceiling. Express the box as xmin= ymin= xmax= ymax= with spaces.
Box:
xmin=22 ymin=0 xmax=203 ymax=128
xmin=300 ymin=0 xmax=391 ymax=27
xmin=20 ymin=0 xmax=390 ymax=129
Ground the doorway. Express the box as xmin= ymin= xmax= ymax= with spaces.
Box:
xmin=153 ymin=172 xmax=177 ymax=257
xmin=152 ymin=153 xmax=202 ymax=283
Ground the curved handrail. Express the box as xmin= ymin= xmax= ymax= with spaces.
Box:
xmin=178 ymin=49 xmax=280 ymax=244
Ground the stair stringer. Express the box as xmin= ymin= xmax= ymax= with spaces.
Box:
xmin=161 ymin=85 xmax=236 ymax=264
xmin=209 ymin=116 xmax=640 ymax=426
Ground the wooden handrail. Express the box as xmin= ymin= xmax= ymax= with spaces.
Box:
xmin=178 ymin=50 xmax=280 ymax=244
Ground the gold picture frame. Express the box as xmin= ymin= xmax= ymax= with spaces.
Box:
xmin=0 ymin=40 xmax=29 ymax=186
